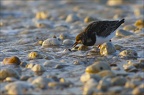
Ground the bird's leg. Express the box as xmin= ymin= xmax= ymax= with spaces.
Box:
xmin=98 ymin=45 xmax=101 ymax=49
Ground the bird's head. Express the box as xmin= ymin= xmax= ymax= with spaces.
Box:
xmin=72 ymin=32 xmax=96 ymax=48
xmin=73 ymin=32 xmax=84 ymax=48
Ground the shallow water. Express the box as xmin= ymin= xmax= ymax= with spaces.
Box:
xmin=0 ymin=0 xmax=144 ymax=95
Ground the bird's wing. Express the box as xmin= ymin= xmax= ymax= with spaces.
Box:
xmin=84 ymin=19 xmax=124 ymax=37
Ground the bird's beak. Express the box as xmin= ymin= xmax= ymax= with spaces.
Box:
xmin=72 ymin=42 xmax=78 ymax=48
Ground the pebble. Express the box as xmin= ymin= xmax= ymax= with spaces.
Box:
xmin=84 ymin=16 xmax=97 ymax=23
xmin=132 ymin=86 xmax=144 ymax=95
xmin=54 ymin=64 xmax=68 ymax=69
xmin=35 ymin=11 xmax=49 ymax=20
xmin=20 ymin=61 xmax=28 ymax=67
xmin=107 ymin=0 xmax=123 ymax=6
xmin=0 ymin=68 xmax=20 ymax=80
xmin=43 ymin=60 xmax=59 ymax=67
xmin=59 ymin=33 xmax=71 ymax=40
xmin=20 ymin=75 xmax=32 ymax=81
xmin=80 ymin=73 xmax=101 ymax=83
xmin=4 ymin=77 xmax=17 ymax=82
xmin=35 ymin=22 xmax=53 ymax=28
xmin=28 ymin=51 xmax=43 ymax=59
xmin=96 ymin=78 xmax=111 ymax=91
xmin=97 ymin=70 xmax=116 ymax=78
xmin=134 ymin=19 xmax=144 ymax=29
xmin=125 ymin=80 xmax=141 ymax=89
xmin=99 ymin=42 xmax=116 ymax=56
xmin=123 ymin=61 xmax=138 ymax=72
xmin=123 ymin=25 xmax=137 ymax=31
xmin=3 ymin=56 xmax=21 ymax=65
xmin=31 ymin=77 xmax=52 ymax=89
xmin=48 ymin=81 xmax=71 ymax=88
xmin=111 ymin=76 xmax=127 ymax=86
xmin=85 ymin=61 xmax=111 ymax=74
xmin=63 ymin=39 xmax=74 ymax=45
xmin=83 ymin=79 xmax=99 ymax=95
xmin=116 ymin=29 xmax=134 ymax=37
xmin=119 ymin=49 xmax=138 ymax=59
xmin=5 ymin=81 xmax=34 ymax=95
xmin=66 ymin=14 xmax=80 ymax=23
xmin=42 ymin=38 xmax=61 ymax=47
xmin=31 ymin=64 xmax=46 ymax=72
xmin=108 ymin=86 xmax=124 ymax=93
xmin=26 ymin=63 xmax=35 ymax=69
xmin=73 ymin=60 xmax=84 ymax=65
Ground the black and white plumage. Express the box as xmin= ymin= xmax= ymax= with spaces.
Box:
xmin=73 ymin=19 xmax=125 ymax=48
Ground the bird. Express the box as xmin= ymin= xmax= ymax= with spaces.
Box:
xmin=72 ymin=19 xmax=125 ymax=48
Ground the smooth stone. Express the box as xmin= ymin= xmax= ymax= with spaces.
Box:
xmin=35 ymin=11 xmax=49 ymax=20
xmin=5 ymin=81 xmax=34 ymax=95
xmin=134 ymin=19 xmax=144 ymax=29
xmin=123 ymin=25 xmax=137 ymax=31
xmin=42 ymin=38 xmax=61 ymax=47
xmin=73 ymin=60 xmax=84 ymax=65
xmin=132 ymin=87 xmax=144 ymax=95
xmin=35 ymin=22 xmax=53 ymax=28
xmin=84 ymin=16 xmax=97 ymax=23
xmin=116 ymin=29 xmax=134 ymax=37
xmin=111 ymin=67 xmax=120 ymax=70
xmin=54 ymin=64 xmax=68 ymax=69
xmin=3 ymin=56 xmax=21 ymax=65
xmin=107 ymin=0 xmax=123 ymax=6
xmin=63 ymin=39 xmax=74 ymax=45
xmin=0 ymin=68 xmax=20 ymax=80
xmin=119 ymin=49 xmax=138 ymax=59
xmin=31 ymin=77 xmax=52 ymax=89
xmin=28 ymin=51 xmax=43 ymax=59
xmin=20 ymin=75 xmax=32 ymax=81
xmin=108 ymin=86 xmax=124 ymax=93
xmin=83 ymin=79 xmax=99 ymax=95
xmin=66 ymin=14 xmax=80 ymax=23
xmin=133 ymin=59 xmax=144 ymax=68
xmin=134 ymin=8 xmax=144 ymax=17
xmin=100 ymin=42 xmax=116 ymax=56
xmin=85 ymin=61 xmax=111 ymax=74
xmin=125 ymin=81 xmax=141 ymax=89
xmin=43 ymin=60 xmax=59 ymax=67
xmin=48 ymin=82 xmax=59 ymax=88
xmin=31 ymin=64 xmax=45 ymax=72
xmin=20 ymin=62 xmax=28 ymax=67
xmin=97 ymin=70 xmax=116 ymax=78
xmin=123 ymin=61 xmax=138 ymax=72
xmin=97 ymin=78 xmax=111 ymax=91
xmin=59 ymin=33 xmax=71 ymax=40
xmin=80 ymin=73 xmax=101 ymax=83
xmin=4 ymin=77 xmax=17 ymax=82
xmin=26 ymin=63 xmax=35 ymax=69
xmin=111 ymin=76 xmax=127 ymax=86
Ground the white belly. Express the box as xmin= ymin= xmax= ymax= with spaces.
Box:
xmin=95 ymin=31 xmax=116 ymax=45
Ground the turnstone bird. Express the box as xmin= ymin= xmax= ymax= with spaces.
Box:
xmin=73 ymin=19 xmax=125 ymax=48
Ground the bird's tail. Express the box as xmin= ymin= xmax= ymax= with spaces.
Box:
xmin=119 ymin=19 xmax=125 ymax=24
xmin=115 ymin=19 xmax=125 ymax=28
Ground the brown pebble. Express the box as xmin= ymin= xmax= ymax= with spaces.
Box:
xmin=3 ymin=56 xmax=21 ymax=65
